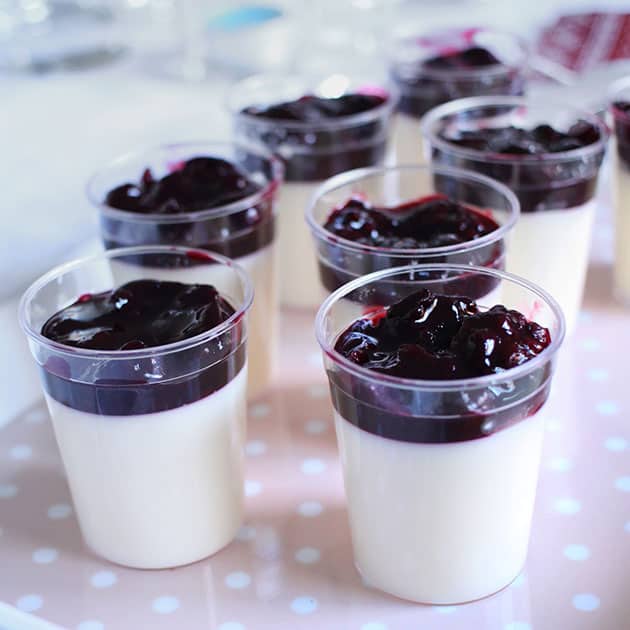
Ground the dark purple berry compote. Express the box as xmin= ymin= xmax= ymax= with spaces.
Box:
xmin=391 ymin=43 xmax=525 ymax=118
xmin=39 ymin=279 xmax=245 ymax=416
xmin=42 ymin=280 xmax=235 ymax=350
xmin=335 ymin=290 xmax=550 ymax=380
xmin=100 ymin=156 xmax=275 ymax=261
xmin=327 ymin=290 xmax=553 ymax=443
xmin=324 ymin=194 xmax=498 ymax=249
xmin=236 ymin=92 xmax=392 ymax=181
xmin=105 ymin=157 xmax=261 ymax=215
xmin=440 ymin=121 xmax=600 ymax=155
xmin=434 ymin=120 xmax=605 ymax=213
xmin=423 ymin=46 xmax=500 ymax=71
xmin=316 ymin=194 xmax=503 ymax=298
xmin=612 ymin=101 xmax=630 ymax=168
xmin=242 ymin=93 xmax=387 ymax=122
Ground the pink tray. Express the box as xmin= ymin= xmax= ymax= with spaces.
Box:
xmin=1 ymin=283 xmax=629 ymax=629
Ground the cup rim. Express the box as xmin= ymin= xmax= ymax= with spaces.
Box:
xmin=608 ymin=75 xmax=630 ymax=122
xmin=388 ymin=27 xmax=529 ymax=84
xmin=19 ymin=245 xmax=254 ymax=361
xmin=86 ymin=140 xmax=284 ymax=224
xmin=315 ymin=262 xmax=566 ymax=392
xmin=421 ymin=95 xmax=610 ymax=164
xmin=226 ymin=72 xmax=399 ymax=131
xmin=305 ymin=163 xmax=520 ymax=257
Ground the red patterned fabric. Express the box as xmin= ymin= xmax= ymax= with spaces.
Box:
xmin=537 ymin=12 xmax=630 ymax=71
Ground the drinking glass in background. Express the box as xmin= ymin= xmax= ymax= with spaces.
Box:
xmin=229 ymin=73 xmax=397 ymax=310
xmin=609 ymin=76 xmax=630 ymax=306
xmin=0 ymin=0 xmax=128 ymax=73
xmin=388 ymin=27 xmax=528 ymax=165
xmin=315 ymin=263 xmax=565 ymax=604
xmin=19 ymin=246 xmax=253 ymax=569
xmin=422 ymin=96 xmax=609 ymax=334
xmin=306 ymin=163 xmax=519 ymax=324
xmin=87 ymin=141 xmax=283 ymax=399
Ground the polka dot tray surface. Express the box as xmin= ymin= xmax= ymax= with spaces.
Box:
xmin=1 ymin=270 xmax=629 ymax=630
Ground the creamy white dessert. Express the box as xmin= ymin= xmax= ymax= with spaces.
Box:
xmin=390 ymin=113 xmax=426 ymax=166
xmin=505 ymin=200 xmax=595 ymax=334
xmin=335 ymin=407 xmax=545 ymax=604
xmin=276 ymin=181 xmax=323 ymax=310
xmin=325 ymin=286 xmax=560 ymax=604
xmin=45 ymin=367 xmax=247 ymax=569
xmin=614 ymin=158 xmax=630 ymax=304
xmin=111 ymin=246 xmax=276 ymax=399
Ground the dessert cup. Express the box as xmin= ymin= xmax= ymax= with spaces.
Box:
xmin=19 ymin=246 xmax=253 ymax=569
xmin=229 ymin=73 xmax=397 ymax=309
xmin=306 ymin=164 xmax=519 ymax=324
xmin=422 ymin=96 xmax=609 ymax=333
xmin=88 ymin=141 xmax=282 ymax=399
xmin=389 ymin=28 xmax=527 ymax=165
xmin=609 ymin=77 xmax=630 ymax=305
xmin=315 ymin=263 xmax=565 ymax=604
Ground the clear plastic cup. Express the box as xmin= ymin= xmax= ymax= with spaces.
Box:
xmin=306 ymin=163 xmax=519 ymax=324
xmin=87 ymin=141 xmax=282 ymax=399
xmin=19 ymin=246 xmax=253 ymax=569
xmin=315 ymin=263 xmax=565 ymax=604
xmin=609 ymin=77 xmax=630 ymax=305
xmin=422 ymin=96 xmax=609 ymax=334
xmin=228 ymin=73 xmax=397 ymax=309
xmin=389 ymin=27 xmax=528 ymax=165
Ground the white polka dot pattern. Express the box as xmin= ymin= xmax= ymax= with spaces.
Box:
xmin=0 ymin=304 xmax=628 ymax=628
xmin=152 ymin=596 xmax=180 ymax=614
xmin=291 ymin=596 xmax=318 ymax=615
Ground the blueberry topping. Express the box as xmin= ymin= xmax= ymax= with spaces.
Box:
xmin=42 ymin=280 xmax=235 ymax=351
xmin=335 ymin=289 xmax=551 ymax=380
xmin=324 ymin=194 xmax=499 ymax=249
xmin=105 ymin=157 xmax=261 ymax=215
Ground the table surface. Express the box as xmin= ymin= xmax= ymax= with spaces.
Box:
xmin=2 ymin=4 xmax=630 ymax=628
xmin=1 ymin=249 xmax=630 ymax=630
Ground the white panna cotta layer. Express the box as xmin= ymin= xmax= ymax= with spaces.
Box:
xmin=45 ymin=366 xmax=247 ymax=569
xmin=614 ymin=160 xmax=630 ymax=304
xmin=276 ymin=181 xmax=324 ymax=310
xmin=505 ymin=199 xmax=595 ymax=334
xmin=390 ymin=113 xmax=426 ymax=166
xmin=335 ymin=405 xmax=545 ymax=604
xmin=111 ymin=244 xmax=276 ymax=399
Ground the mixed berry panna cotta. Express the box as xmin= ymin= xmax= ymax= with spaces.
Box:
xmin=316 ymin=264 xmax=565 ymax=604
xmin=423 ymin=96 xmax=609 ymax=333
xmin=610 ymin=85 xmax=630 ymax=304
xmin=19 ymin=247 xmax=253 ymax=569
xmin=388 ymin=27 xmax=527 ymax=164
xmin=306 ymin=164 xmax=519 ymax=318
xmin=230 ymin=74 xmax=396 ymax=309
xmin=88 ymin=142 xmax=282 ymax=399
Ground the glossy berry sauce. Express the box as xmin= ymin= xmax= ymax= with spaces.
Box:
xmin=392 ymin=46 xmax=524 ymax=118
xmin=324 ymin=194 xmax=498 ymax=249
xmin=102 ymin=157 xmax=274 ymax=261
xmin=317 ymin=195 xmax=504 ymax=299
xmin=423 ymin=46 xmax=500 ymax=71
xmin=441 ymin=122 xmax=600 ymax=155
xmin=40 ymin=280 xmax=245 ymax=415
xmin=327 ymin=290 xmax=552 ymax=443
xmin=243 ymin=93 xmax=387 ymax=122
xmin=435 ymin=121 xmax=603 ymax=212
xmin=42 ymin=280 xmax=235 ymax=350
xmin=612 ymin=101 xmax=630 ymax=168
xmin=106 ymin=157 xmax=261 ymax=215
xmin=335 ymin=289 xmax=550 ymax=379
xmin=238 ymin=92 xmax=390 ymax=181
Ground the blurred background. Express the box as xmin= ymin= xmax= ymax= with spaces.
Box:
xmin=1 ymin=0 xmax=630 ymax=418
